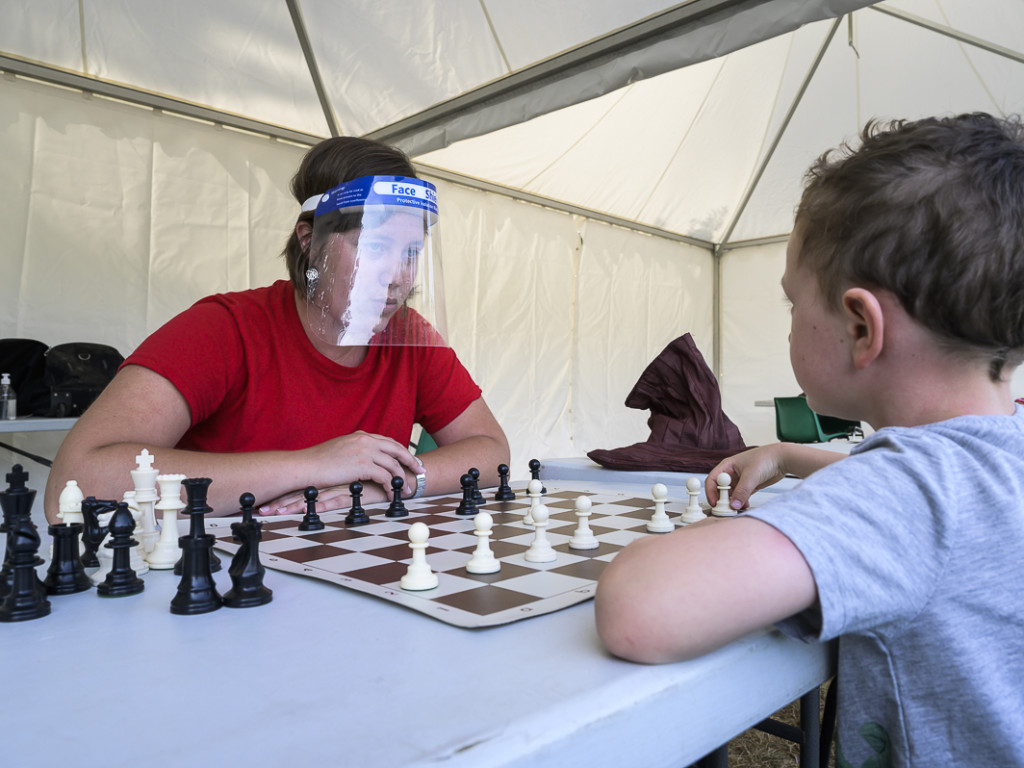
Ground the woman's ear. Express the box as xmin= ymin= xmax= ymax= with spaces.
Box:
xmin=295 ymin=220 xmax=313 ymax=253
xmin=841 ymin=287 xmax=885 ymax=370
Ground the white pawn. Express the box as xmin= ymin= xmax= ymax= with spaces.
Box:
xmin=679 ymin=477 xmax=706 ymax=525
xmin=711 ymin=472 xmax=737 ymax=517
xmin=147 ymin=474 xmax=186 ymax=569
xmin=568 ymin=495 xmax=598 ymax=550
xmin=646 ymin=482 xmax=674 ymax=533
xmin=400 ymin=522 xmax=439 ymax=591
xmin=130 ymin=449 xmax=160 ymax=554
xmin=524 ymin=503 xmax=556 ymax=563
xmin=466 ymin=512 xmax=500 ymax=574
xmin=524 ymin=478 xmax=543 ymax=527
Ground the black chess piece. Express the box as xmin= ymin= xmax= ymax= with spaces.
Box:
xmin=1 ymin=464 xmax=41 ymax=599
xmin=467 ymin=467 xmax=486 ymax=507
xmin=528 ymin=458 xmax=547 ymax=494
xmin=298 ymin=487 xmax=325 ymax=531
xmin=385 ymin=476 xmax=408 ymax=517
xmin=96 ymin=502 xmax=145 ymax=597
xmin=170 ymin=478 xmax=222 ymax=615
xmin=43 ymin=522 xmax=93 ymax=595
xmin=79 ymin=496 xmax=114 ymax=569
xmin=345 ymin=481 xmax=369 ymax=526
xmin=455 ymin=473 xmax=479 ymax=516
xmin=0 ymin=512 xmax=50 ymax=622
xmin=174 ymin=477 xmax=221 ymax=574
xmin=494 ymin=463 xmax=516 ymax=502
xmin=222 ymin=493 xmax=273 ymax=608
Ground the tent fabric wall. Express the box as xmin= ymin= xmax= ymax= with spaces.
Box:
xmin=1 ymin=74 xmax=299 ymax=355
xmin=2 ymin=73 xmax=721 ymax=479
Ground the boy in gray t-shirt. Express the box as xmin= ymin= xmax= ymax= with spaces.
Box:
xmin=595 ymin=113 xmax=1024 ymax=768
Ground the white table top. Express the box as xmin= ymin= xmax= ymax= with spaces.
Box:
xmin=2 ymin=478 xmax=834 ymax=768
xmin=0 ymin=416 xmax=77 ymax=433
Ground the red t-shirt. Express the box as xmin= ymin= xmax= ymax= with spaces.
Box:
xmin=124 ymin=280 xmax=481 ymax=453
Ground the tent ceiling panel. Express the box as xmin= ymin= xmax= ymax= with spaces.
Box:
xmin=303 ymin=0 xmax=506 ymax=137
xmin=0 ymin=0 xmax=82 ymax=71
xmin=2 ymin=0 xmax=330 ymax=137
xmin=418 ymin=0 xmax=1024 ymax=248
xmin=481 ymin=0 xmax=702 ymax=72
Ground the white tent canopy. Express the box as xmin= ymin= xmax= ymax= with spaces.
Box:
xmin=3 ymin=0 xmax=1023 ymax=476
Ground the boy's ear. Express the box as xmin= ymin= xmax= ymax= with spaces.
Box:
xmin=841 ymin=287 xmax=885 ymax=370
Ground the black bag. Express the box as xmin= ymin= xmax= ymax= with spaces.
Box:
xmin=44 ymin=342 xmax=124 ymax=417
xmin=0 ymin=338 xmax=51 ymax=416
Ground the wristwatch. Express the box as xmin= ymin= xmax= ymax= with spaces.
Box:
xmin=410 ymin=470 xmax=427 ymax=499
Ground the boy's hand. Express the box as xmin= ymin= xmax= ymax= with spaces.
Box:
xmin=706 ymin=443 xmax=848 ymax=511
xmin=706 ymin=445 xmax=789 ymax=511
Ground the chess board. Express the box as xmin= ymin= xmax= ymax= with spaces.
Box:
xmin=207 ymin=484 xmax=706 ymax=628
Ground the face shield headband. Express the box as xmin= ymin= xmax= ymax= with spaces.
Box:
xmin=304 ymin=176 xmax=449 ymax=348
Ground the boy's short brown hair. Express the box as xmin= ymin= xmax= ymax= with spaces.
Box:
xmin=796 ymin=113 xmax=1024 ymax=380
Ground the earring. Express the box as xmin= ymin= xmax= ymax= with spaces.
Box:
xmin=305 ymin=267 xmax=319 ymax=288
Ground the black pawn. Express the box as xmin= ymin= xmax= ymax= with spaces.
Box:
xmin=298 ymin=487 xmax=324 ymax=531
xmin=43 ymin=523 xmax=93 ymax=595
xmin=174 ymin=478 xmax=220 ymax=574
xmin=528 ymin=458 xmax=547 ymax=494
xmin=468 ymin=468 xmax=486 ymax=507
xmin=222 ymin=493 xmax=272 ymax=608
xmin=0 ymin=512 xmax=50 ymax=622
xmin=494 ymin=463 xmax=516 ymax=502
xmin=385 ymin=477 xmax=408 ymax=517
xmin=345 ymin=482 xmax=369 ymax=526
xmin=455 ymin=473 xmax=479 ymax=516
xmin=96 ymin=502 xmax=145 ymax=597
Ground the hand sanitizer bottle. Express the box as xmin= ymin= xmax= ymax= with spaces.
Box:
xmin=0 ymin=373 xmax=16 ymax=420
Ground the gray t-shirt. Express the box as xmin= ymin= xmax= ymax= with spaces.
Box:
xmin=746 ymin=405 xmax=1024 ymax=768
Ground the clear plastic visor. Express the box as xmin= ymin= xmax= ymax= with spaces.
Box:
xmin=305 ymin=176 xmax=448 ymax=347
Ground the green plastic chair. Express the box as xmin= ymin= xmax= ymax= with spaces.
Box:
xmin=410 ymin=425 xmax=438 ymax=455
xmin=774 ymin=395 xmax=861 ymax=443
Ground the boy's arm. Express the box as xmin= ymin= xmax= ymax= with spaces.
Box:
xmin=595 ymin=516 xmax=818 ymax=663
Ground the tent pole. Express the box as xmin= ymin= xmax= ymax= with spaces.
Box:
xmin=713 ymin=243 xmax=722 ymax=380
xmin=285 ymin=0 xmax=341 ymax=137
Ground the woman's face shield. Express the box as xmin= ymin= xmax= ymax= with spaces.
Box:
xmin=305 ymin=176 xmax=448 ymax=347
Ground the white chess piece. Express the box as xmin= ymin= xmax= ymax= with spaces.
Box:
xmin=147 ymin=474 xmax=186 ymax=569
xmin=711 ymin=472 xmax=737 ymax=517
xmin=524 ymin=503 xmax=556 ymax=562
xmin=55 ymin=479 xmax=86 ymax=559
xmin=466 ymin=512 xmax=500 ymax=574
xmin=524 ymin=478 xmax=543 ymax=527
xmin=679 ymin=477 xmax=706 ymax=525
xmin=568 ymin=495 xmax=599 ymax=550
xmin=130 ymin=449 xmax=160 ymax=554
xmin=90 ymin=509 xmax=116 ymax=585
xmin=57 ymin=480 xmax=85 ymax=526
xmin=121 ymin=491 xmax=150 ymax=575
xmin=400 ymin=522 xmax=439 ymax=591
xmin=646 ymin=482 xmax=674 ymax=532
